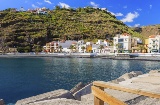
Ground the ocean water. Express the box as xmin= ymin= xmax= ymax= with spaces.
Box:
xmin=0 ymin=57 xmax=160 ymax=104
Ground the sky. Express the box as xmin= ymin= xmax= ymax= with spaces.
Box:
xmin=0 ymin=0 xmax=159 ymax=27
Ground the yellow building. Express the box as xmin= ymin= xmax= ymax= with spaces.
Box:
xmin=145 ymin=39 xmax=149 ymax=53
xmin=86 ymin=45 xmax=92 ymax=53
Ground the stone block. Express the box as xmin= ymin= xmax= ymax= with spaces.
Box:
xmin=149 ymin=70 xmax=160 ymax=74
xmin=130 ymin=71 xmax=143 ymax=77
xmin=73 ymin=83 xmax=92 ymax=101
xmin=16 ymin=89 xmax=74 ymax=105
xmin=119 ymin=73 xmax=134 ymax=80
xmin=111 ymin=78 xmax=125 ymax=84
xmin=70 ymin=82 xmax=85 ymax=94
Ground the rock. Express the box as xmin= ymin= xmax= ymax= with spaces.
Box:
xmin=73 ymin=83 xmax=92 ymax=101
xmin=111 ymin=78 xmax=125 ymax=84
xmin=0 ymin=99 xmax=5 ymax=105
xmin=70 ymin=82 xmax=85 ymax=94
xmin=130 ymin=71 xmax=143 ymax=77
xmin=149 ymin=70 xmax=160 ymax=74
xmin=16 ymin=89 xmax=74 ymax=105
xmin=119 ymin=73 xmax=134 ymax=80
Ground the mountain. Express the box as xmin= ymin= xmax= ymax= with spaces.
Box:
xmin=0 ymin=7 xmax=143 ymax=52
xmin=133 ymin=25 xmax=160 ymax=38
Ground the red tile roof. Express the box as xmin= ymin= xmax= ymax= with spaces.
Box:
xmin=149 ymin=35 xmax=156 ymax=38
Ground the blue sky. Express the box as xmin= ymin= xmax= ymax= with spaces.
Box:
xmin=0 ymin=0 xmax=159 ymax=27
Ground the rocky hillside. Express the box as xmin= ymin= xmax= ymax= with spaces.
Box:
xmin=133 ymin=25 xmax=160 ymax=38
xmin=0 ymin=7 xmax=142 ymax=52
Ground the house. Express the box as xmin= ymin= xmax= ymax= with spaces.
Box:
xmin=148 ymin=35 xmax=160 ymax=53
xmin=96 ymin=40 xmax=109 ymax=46
xmin=104 ymin=46 xmax=114 ymax=53
xmin=8 ymin=48 xmax=18 ymax=53
xmin=59 ymin=40 xmax=77 ymax=53
xmin=113 ymin=34 xmax=132 ymax=53
xmin=43 ymin=41 xmax=59 ymax=53
xmin=77 ymin=40 xmax=86 ymax=53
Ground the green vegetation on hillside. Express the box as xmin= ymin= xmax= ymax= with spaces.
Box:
xmin=0 ymin=7 xmax=143 ymax=52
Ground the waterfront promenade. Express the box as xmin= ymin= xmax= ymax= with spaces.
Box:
xmin=2 ymin=53 xmax=160 ymax=62
xmin=14 ymin=70 xmax=160 ymax=105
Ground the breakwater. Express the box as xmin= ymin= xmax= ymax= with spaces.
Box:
xmin=102 ymin=56 xmax=160 ymax=61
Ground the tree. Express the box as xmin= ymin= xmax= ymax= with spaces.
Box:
xmin=59 ymin=45 xmax=63 ymax=52
xmin=81 ymin=46 xmax=85 ymax=53
xmin=138 ymin=45 xmax=146 ymax=53
xmin=55 ymin=6 xmax=61 ymax=10
xmin=99 ymin=45 xmax=104 ymax=53
xmin=69 ymin=45 xmax=75 ymax=53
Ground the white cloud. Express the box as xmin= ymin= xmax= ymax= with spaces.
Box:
xmin=123 ymin=5 xmax=127 ymax=9
xmin=111 ymin=12 xmax=123 ymax=16
xmin=114 ymin=13 xmax=123 ymax=16
xmin=101 ymin=8 xmax=107 ymax=11
xmin=37 ymin=2 xmax=42 ymax=5
xmin=121 ymin=12 xmax=139 ymax=23
xmin=58 ymin=2 xmax=70 ymax=9
xmin=90 ymin=1 xmax=99 ymax=8
xmin=150 ymin=5 xmax=152 ymax=9
xmin=137 ymin=8 xmax=142 ymax=11
xmin=107 ymin=10 xmax=123 ymax=17
xmin=32 ymin=4 xmax=39 ymax=8
xmin=44 ymin=0 xmax=52 ymax=4
xmin=134 ymin=24 xmax=140 ymax=27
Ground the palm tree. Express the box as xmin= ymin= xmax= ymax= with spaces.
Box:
xmin=138 ymin=45 xmax=145 ymax=53
xmin=69 ymin=45 xmax=75 ymax=53
xmin=115 ymin=43 xmax=121 ymax=53
xmin=99 ymin=45 xmax=104 ymax=53
xmin=81 ymin=46 xmax=86 ymax=53
xmin=59 ymin=45 xmax=63 ymax=53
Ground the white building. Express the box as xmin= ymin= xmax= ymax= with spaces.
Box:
xmin=113 ymin=34 xmax=132 ymax=53
xmin=77 ymin=40 xmax=86 ymax=53
xmin=148 ymin=35 xmax=160 ymax=53
xmin=96 ymin=40 xmax=108 ymax=46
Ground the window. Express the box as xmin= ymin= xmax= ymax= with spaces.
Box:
xmin=118 ymin=39 xmax=124 ymax=42
xmin=118 ymin=43 xmax=124 ymax=48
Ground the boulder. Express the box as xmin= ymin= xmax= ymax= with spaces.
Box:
xmin=16 ymin=89 xmax=74 ymax=105
xmin=70 ymin=82 xmax=85 ymax=94
xmin=0 ymin=99 xmax=5 ymax=105
xmin=119 ymin=73 xmax=134 ymax=80
xmin=73 ymin=83 xmax=92 ymax=101
xmin=130 ymin=71 xmax=143 ymax=77
xmin=111 ymin=78 xmax=125 ymax=84
xmin=149 ymin=70 xmax=160 ymax=74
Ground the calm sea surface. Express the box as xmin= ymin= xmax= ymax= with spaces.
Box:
xmin=0 ymin=57 xmax=160 ymax=104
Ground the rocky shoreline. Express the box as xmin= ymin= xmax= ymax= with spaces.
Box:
xmin=0 ymin=70 xmax=158 ymax=105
